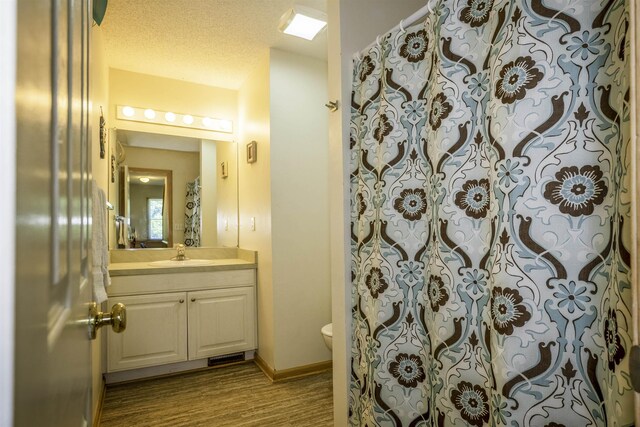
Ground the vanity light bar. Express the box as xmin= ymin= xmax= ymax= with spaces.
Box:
xmin=116 ymin=105 xmax=233 ymax=134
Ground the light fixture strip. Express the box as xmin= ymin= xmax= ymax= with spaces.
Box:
xmin=116 ymin=105 xmax=233 ymax=134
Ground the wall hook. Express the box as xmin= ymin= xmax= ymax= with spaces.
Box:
xmin=325 ymin=100 xmax=339 ymax=112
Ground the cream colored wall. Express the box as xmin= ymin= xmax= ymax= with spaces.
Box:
xmin=109 ymin=69 xmax=237 ymax=142
xmin=269 ymin=49 xmax=331 ymax=370
xmin=90 ymin=24 xmax=110 ymax=421
xmin=238 ymin=50 xmax=331 ymax=372
xmin=238 ymin=53 xmax=275 ymax=368
xmin=327 ymin=0 xmax=427 ymax=424
xmin=124 ymin=146 xmax=200 ymax=245
xmin=200 ymin=140 xmax=217 ymax=246
xmin=216 ymin=140 xmax=239 ymax=247
xmin=92 ymin=34 xmax=111 ymax=194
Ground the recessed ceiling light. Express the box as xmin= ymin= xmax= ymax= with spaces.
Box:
xmin=165 ymin=112 xmax=176 ymax=122
xmin=144 ymin=109 xmax=156 ymax=119
xmin=139 ymin=177 xmax=150 ymax=183
xmin=278 ymin=6 xmax=327 ymax=41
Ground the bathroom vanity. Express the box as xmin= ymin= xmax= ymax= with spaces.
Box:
xmin=105 ymin=248 xmax=257 ymax=381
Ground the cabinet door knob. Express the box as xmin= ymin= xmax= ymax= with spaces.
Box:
xmin=191 ymin=298 xmax=196 ymax=302
xmin=179 ymin=299 xmax=184 ymax=303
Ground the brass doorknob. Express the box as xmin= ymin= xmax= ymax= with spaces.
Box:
xmin=88 ymin=302 xmax=127 ymax=340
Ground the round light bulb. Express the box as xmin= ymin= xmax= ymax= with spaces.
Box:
xmin=164 ymin=112 xmax=176 ymax=122
xmin=183 ymin=115 xmax=194 ymax=125
xmin=202 ymin=117 xmax=213 ymax=128
xmin=139 ymin=177 xmax=150 ymax=183
xmin=144 ymin=109 xmax=156 ymax=120
xmin=220 ymin=120 xmax=232 ymax=132
xmin=122 ymin=106 xmax=135 ymax=117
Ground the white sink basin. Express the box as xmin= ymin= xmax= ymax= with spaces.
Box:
xmin=148 ymin=259 xmax=216 ymax=267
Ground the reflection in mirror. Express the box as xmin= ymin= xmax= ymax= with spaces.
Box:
xmin=120 ymin=167 xmax=173 ymax=248
xmin=112 ymin=130 xmax=238 ymax=250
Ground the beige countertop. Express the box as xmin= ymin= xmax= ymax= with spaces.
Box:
xmin=109 ymin=259 xmax=256 ymax=276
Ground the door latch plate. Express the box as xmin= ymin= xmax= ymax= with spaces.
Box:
xmin=630 ymin=345 xmax=640 ymax=392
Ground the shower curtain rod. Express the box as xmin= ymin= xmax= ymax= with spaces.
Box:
xmin=356 ymin=0 xmax=437 ymax=58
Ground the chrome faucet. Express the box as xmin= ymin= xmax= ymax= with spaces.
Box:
xmin=172 ymin=243 xmax=189 ymax=261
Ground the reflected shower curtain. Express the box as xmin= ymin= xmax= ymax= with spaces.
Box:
xmin=349 ymin=1 xmax=632 ymax=426
xmin=184 ymin=177 xmax=201 ymax=247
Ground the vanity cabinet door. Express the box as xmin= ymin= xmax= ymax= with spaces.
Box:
xmin=187 ymin=287 xmax=256 ymax=360
xmin=107 ymin=292 xmax=188 ymax=372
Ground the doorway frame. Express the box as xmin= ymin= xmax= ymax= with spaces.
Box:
xmin=0 ymin=1 xmax=17 ymax=425
xmin=121 ymin=166 xmax=174 ymax=247
xmin=631 ymin=0 xmax=639 ymax=423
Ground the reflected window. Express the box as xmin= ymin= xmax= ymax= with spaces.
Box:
xmin=147 ymin=198 xmax=163 ymax=240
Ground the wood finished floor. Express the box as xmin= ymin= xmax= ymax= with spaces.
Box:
xmin=99 ymin=362 xmax=333 ymax=427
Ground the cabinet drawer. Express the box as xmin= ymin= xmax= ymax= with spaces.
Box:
xmin=107 ymin=292 xmax=187 ymax=372
xmin=109 ymin=269 xmax=256 ymax=296
xmin=188 ymin=287 xmax=256 ymax=360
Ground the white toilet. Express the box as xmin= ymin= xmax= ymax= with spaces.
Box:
xmin=321 ymin=323 xmax=333 ymax=351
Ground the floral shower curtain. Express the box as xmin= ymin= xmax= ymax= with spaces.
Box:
xmin=349 ymin=1 xmax=632 ymax=426
xmin=184 ymin=177 xmax=201 ymax=247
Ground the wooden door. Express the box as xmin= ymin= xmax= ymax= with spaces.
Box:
xmin=14 ymin=0 xmax=93 ymax=425
xmin=187 ymin=287 xmax=256 ymax=360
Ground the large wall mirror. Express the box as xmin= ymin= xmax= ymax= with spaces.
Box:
xmin=112 ymin=129 xmax=238 ymax=250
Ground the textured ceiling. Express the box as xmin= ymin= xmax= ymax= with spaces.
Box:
xmin=101 ymin=0 xmax=327 ymax=90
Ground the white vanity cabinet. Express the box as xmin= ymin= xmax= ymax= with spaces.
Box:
xmin=107 ymin=268 xmax=256 ymax=373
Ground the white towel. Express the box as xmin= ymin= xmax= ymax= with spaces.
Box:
xmin=117 ymin=217 xmax=127 ymax=247
xmin=91 ymin=180 xmax=111 ymax=303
